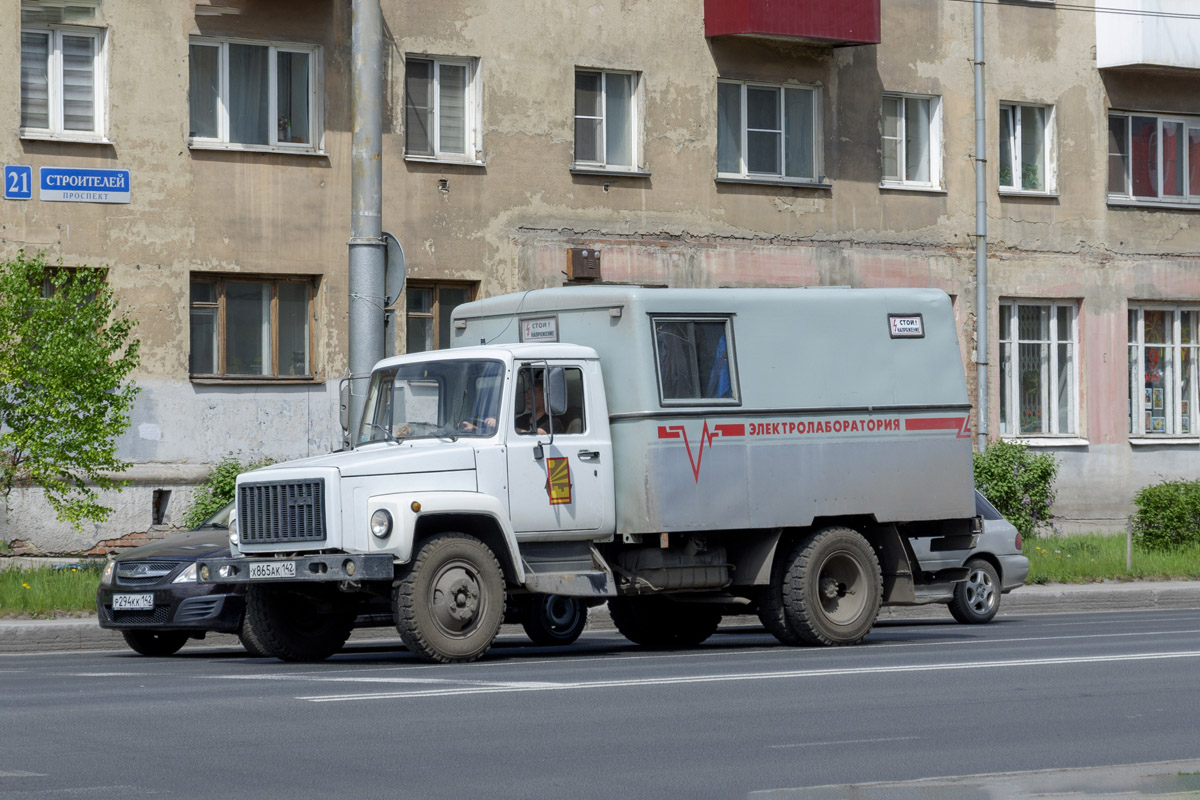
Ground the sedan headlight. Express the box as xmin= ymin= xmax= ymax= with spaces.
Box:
xmin=100 ymin=560 xmax=115 ymax=586
xmin=172 ymin=563 xmax=198 ymax=584
xmin=370 ymin=508 xmax=393 ymax=539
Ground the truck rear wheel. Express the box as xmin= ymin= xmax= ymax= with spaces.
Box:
xmin=781 ymin=527 xmax=882 ymax=646
xmin=608 ymin=596 xmax=721 ymax=648
xmin=521 ymin=595 xmax=588 ymax=646
xmin=242 ymin=584 xmax=355 ymax=662
xmin=394 ymin=533 xmax=506 ymax=663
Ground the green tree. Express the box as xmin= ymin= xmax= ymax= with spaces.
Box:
xmin=183 ymin=454 xmax=273 ymax=529
xmin=0 ymin=251 xmax=140 ymax=526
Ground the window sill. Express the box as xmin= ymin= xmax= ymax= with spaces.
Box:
xmin=716 ymin=175 xmax=829 ymax=190
xmin=570 ymin=166 xmax=651 ymax=179
xmin=1003 ymin=436 xmax=1089 ymax=448
xmin=189 ymin=141 xmax=328 ymax=157
xmin=190 ymin=376 xmax=325 ymax=386
xmin=1129 ymin=436 xmax=1199 ymax=446
xmin=1108 ymin=196 xmax=1200 ymax=212
xmin=404 ymin=155 xmax=486 ymax=168
xmin=20 ymin=130 xmax=111 ymax=145
xmin=879 ymin=183 xmax=947 ymax=194
xmin=998 ymin=188 xmax=1058 ymax=199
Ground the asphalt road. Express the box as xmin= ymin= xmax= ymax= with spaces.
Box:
xmin=3 ymin=608 xmax=1199 ymax=799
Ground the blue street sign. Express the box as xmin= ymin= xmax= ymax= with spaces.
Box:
xmin=4 ymin=165 xmax=33 ymax=200
xmin=39 ymin=166 xmax=130 ymax=204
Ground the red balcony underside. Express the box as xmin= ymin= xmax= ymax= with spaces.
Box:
xmin=705 ymin=0 xmax=880 ymax=46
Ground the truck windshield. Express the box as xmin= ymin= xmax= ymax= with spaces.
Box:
xmin=358 ymin=359 xmax=505 ymax=444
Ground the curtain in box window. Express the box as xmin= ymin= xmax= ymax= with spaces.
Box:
xmin=226 ymin=282 xmax=271 ymax=375
xmin=277 ymin=283 xmax=309 ymax=376
xmin=229 ymin=44 xmax=268 ymax=145
xmin=405 ymin=60 xmax=432 ymax=155
xmin=1190 ymin=128 xmax=1200 ymax=199
xmin=190 ymin=308 xmax=217 ymax=374
xmin=20 ymin=32 xmax=50 ymax=129
xmin=189 ymin=44 xmax=220 ymax=138
xmin=882 ymin=97 xmax=900 ymax=180
xmin=438 ymin=63 xmax=467 ymax=155
xmin=783 ymin=88 xmax=813 ymax=180
xmin=1162 ymin=121 xmax=1183 ymax=197
xmin=605 ymin=73 xmax=633 ymax=167
xmin=716 ymin=83 xmax=742 ymax=174
xmin=746 ymin=86 xmax=780 ymax=175
xmin=1019 ymin=106 xmax=1045 ymax=191
xmin=61 ymin=34 xmax=95 ymax=131
xmin=905 ymin=98 xmax=930 ymax=183
xmin=1131 ymin=116 xmax=1157 ymax=198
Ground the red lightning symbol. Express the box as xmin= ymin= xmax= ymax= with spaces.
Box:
xmin=658 ymin=421 xmax=744 ymax=482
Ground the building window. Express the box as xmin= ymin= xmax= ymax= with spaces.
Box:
xmin=882 ymin=93 xmax=941 ymax=188
xmin=188 ymin=38 xmax=321 ymax=151
xmin=1128 ymin=306 xmax=1198 ymax=436
xmin=20 ymin=25 xmax=105 ymax=139
xmin=999 ymin=103 xmax=1054 ymax=193
xmin=652 ymin=317 xmax=738 ymax=405
xmin=574 ymin=69 xmax=639 ymax=170
xmin=189 ymin=276 xmax=316 ymax=379
xmin=717 ymin=80 xmax=819 ymax=183
xmin=405 ymin=56 xmax=481 ymax=162
xmin=405 ymin=282 xmax=475 ymax=353
xmin=999 ymin=301 xmax=1078 ymax=436
xmin=1108 ymin=112 xmax=1200 ymax=206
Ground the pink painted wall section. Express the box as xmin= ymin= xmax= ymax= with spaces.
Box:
xmin=704 ymin=0 xmax=881 ymax=45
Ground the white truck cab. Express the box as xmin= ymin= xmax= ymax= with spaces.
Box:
xmin=199 ymin=286 xmax=980 ymax=663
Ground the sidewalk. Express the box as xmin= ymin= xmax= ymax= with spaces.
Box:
xmin=3 ymin=580 xmax=1199 ymax=655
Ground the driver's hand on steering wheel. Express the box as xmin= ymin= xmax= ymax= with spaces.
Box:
xmin=458 ymin=416 xmax=496 ymax=433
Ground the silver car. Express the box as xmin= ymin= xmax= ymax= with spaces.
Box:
xmin=910 ymin=490 xmax=1030 ymax=623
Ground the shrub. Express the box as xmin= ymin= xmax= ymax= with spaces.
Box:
xmin=1132 ymin=479 xmax=1200 ymax=552
xmin=182 ymin=454 xmax=273 ymax=529
xmin=973 ymin=439 xmax=1058 ymax=540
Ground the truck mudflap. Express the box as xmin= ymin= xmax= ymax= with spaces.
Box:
xmin=196 ymin=554 xmax=395 ymax=585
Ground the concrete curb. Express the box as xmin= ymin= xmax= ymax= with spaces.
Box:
xmin=3 ymin=581 xmax=1199 ymax=655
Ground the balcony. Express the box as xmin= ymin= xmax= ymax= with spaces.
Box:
xmin=704 ymin=0 xmax=880 ymax=47
xmin=1096 ymin=0 xmax=1200 ymax=71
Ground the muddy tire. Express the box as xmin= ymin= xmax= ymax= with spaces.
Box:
xmin=394 ymin=533 xmax=506 ymax=663
xmin=121 ymin=630 xmax=189 ymax=657
xmin=237 ymin=614 xmax=271 ymax=658
xmin=521 ymin=595 xmax=588 ymax=646
xmin=758 ymin=551 xmax=804 ymax=646
xmin=608 ymin=596 xmax=722 ymax=648
xmin=242 ymin=584 xmax=355 ymax=662
xmin=948 ymin=558 xmax=1001 ymax=624
xmin=782 ymin=527 xmax=882 ymax=646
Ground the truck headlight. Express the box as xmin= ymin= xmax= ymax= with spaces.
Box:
xmin=100 ymin=560 xmax=115 ymax=586
xmin=370 ymin=509 xmax=393 ymax=539
xmin=228 ymin=516 xmax=240 ymax=548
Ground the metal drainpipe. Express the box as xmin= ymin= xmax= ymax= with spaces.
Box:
xmin=974 ymin=0 xmax=989 ymax=453
xmin=347 ymin=0 xmax=385 ymax=447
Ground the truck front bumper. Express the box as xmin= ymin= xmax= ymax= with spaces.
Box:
xmin=196 ymin=554 xmax=396 ymax=585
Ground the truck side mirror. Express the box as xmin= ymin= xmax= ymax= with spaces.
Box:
xmin=546 ymin=367 xmax=568 ymax=415
xmin=339 ymin=378 xmax=350 ymax=435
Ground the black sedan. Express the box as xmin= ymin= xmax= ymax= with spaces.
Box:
xmin=96 ymin=503 xmax=256 ymax=656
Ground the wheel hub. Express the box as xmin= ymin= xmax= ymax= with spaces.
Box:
xmin=432 ymin=566 xmax=482 ymax=633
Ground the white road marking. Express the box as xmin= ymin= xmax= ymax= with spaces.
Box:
xmin=768 ymin=735 xmax=921 ymax=749
xmin=0 ymin=771 xmax=47 ymax=778
xmin=295 ymin=649 xmax=1200 ymax=702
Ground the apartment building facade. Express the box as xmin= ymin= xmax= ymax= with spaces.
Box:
xmin=1 ymin=0 xmax=1197 ymax=552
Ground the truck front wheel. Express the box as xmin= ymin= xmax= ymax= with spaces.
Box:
xmin=242 ymin=584 xmax=355 ymax=662
xmin=781 ymin=527 xmax=882 ymax=646
xmin=394 ymin=533 xmax=506 ymax=663
xmin=608 ymin=596 xmax=721 ymax=648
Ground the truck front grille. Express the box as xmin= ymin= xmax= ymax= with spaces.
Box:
xmin=238 ymin=480 xmax=327 ymax=545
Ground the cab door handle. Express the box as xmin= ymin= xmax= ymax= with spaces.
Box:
xmin=578 ymin=450 xmax=600 ymax=460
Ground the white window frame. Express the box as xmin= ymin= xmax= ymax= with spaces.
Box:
xmin=1128 ymin=304 xmax=1199 ymax=438
xmin=880 ymin=93 xmax=942 ymax=190
xmin=20 ymin=25 xmax=107 ymax=141
xmin=188 ymin=37 xmax=323 ymax=154
xmin=998 ymin=300 xmax=1079 ymax=437
xmin=717 ymin=80 xmax=822 ymax=185
xmin=998 ymin=102 xmax=1056 ymax=195
xmin=1107 ymin=111 xmax=1200 ymax=208
xmin=403 ymin=55 xmax=482 ymax=164
xmin=573 ymin=68 xmax=641 ymax=172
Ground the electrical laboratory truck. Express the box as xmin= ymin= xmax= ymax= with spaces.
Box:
xmin=198 ymin=286 xmax=979 ymax=663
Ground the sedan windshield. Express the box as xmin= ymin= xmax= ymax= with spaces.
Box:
xmin=358 ymin=359 xmax=504 ymax=444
